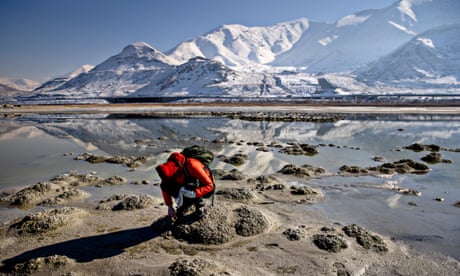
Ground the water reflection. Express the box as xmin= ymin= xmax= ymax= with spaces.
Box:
xmin=0 ymin=113 xmax=459 ymax=259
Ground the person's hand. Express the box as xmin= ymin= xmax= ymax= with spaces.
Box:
xmin=168 ymin=205 xmax=177 ymax=219
xmin=179 ymin=186 xmax=196 ymax=198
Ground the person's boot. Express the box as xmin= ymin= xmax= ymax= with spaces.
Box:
xmin=194 ymin=206 xmax=206 ymax=219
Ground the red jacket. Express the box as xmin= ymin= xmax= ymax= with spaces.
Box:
xmin=160 ymin=157 xmax=214 ymax=206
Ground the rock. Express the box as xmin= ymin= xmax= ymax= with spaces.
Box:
xmin=8 ymin=207 xmax=87 ymax=235
xmin=168 ymin=257 xmax=215 ymax=276
xmin=434 ymin=197 xmax=444 ymax=202
xmin=280 ymin=143 xmax=319 ymax=156
xmin=283 ymin=227 xmax=306 ymax=241
xmin=290 ymin=185 xmax=319 ymax=196
xmin=172 ymin=202 xmax=235 ymax=245
xmin=339 ymin=165 xmax=368 ymax=174
xmin=392 ymin=187 xmax=421 ymax=196
xmin=342 ymin=224 xmax=388 ymax=253
xmin=40 ymin=188 xmax=90 ymax=206
xmin=212 ymin=168 xmax=246 ymax=181
xmin=218 ymin=153 xmax=249 ymax=166
xmin=366 ymin=159 xmax=430 ymax=175
xmin=372 ymin=156 xmax=386 ymax=162
xmin=75 ymin=153 xmax=148 ymax=168
xmin=334 ymin=262 xmax=352 ymax=276
xmin=421 ymin=152 xmax=452 ymax=164
xmin=216 ymin=188 xmax=255 ymax=202
xmin=234 ymin=206 xmax=268 ymax=237
xmin=454 ymin=201 xmax=460 ymax=208
xmin=101 ymin=176 xmax=127 ymax=186
xmin=312 ymin=234 xmax=347 ymax=253
xmin=421 ymin=152 xmax=442 ymax=163
xmin=0 ymin=172 xmax=124 ymax=209
xmin=12 ymin=255 xmax=74 ymax=274
xmin=171 ymin=202 xmax=268 ymax=244
xmin=405 ymin=143 xmax=440 ymax=152
xmin=278 ymin=164 xmax=327 ymax=178
xmin=112 ymin=194 xmax=156 ymax=210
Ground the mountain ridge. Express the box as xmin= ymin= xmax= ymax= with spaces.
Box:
xmin=6 ymin=0 xmax=460 ymax=100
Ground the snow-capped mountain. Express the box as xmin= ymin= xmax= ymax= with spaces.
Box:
xmin=355 ymin=23 xmax=460 ymax=89
xmin=167 ymin=18 xmax=309 ymax=67
xmin=37 ymin=42 xmax=176 ymax=97
xmin=34 ymin=64 xmax=94 ymax=92
xmin=0 ymin=78 xmax=40 ymax=92
xmin=170 ymin=0 xmax=460 ymax=73
xmin=0 ymin=77 xmax=40 ymax=98
xmin=25 ymin=0 xmax=460 ymax=99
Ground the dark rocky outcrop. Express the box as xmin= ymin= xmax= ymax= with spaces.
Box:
xmin=312 ymin=234 xmax=347 ymax=253
xmin=280 ymin=143 xmax=319 ymax=156
xmin=421 ymin=152 xmax=452 ymax=164
xmin=217 ymin=153 xmax=249 ymax=166
xmin=340 ymin=159 xmax=430 ymax=175
xmin=343 ymin=224 xmax=388 ymax=253
xmin=278 ymin=164 xmax=328 ymax=178
xmin=405 ymin=143 xmax=440 ymax=152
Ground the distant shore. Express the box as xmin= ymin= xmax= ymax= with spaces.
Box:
xmin=2 ymin=102 xmax=460 ymax=115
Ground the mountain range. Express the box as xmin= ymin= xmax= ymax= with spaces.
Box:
xmin=3 ymin=0 xmax=460 ymax=100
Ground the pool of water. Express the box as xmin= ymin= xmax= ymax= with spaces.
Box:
xmin=0 ymin=112 xmax=459 ymax=259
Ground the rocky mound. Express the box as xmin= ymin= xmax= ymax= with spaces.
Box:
xmin=343 ymin=224 xmax=388 ymax=253
xmin=97 ymin=194 xmax=159 ymax=211
xmin=340 ymin=159 xmax=430 ymax=176
xmin=212 ymin=168 xmax=247 ymax=181
xmin=420 ymin=152 xmax=452 ymax=164
xmin=7 ymin=207 xmax=88 ymax=235
xmin=0 ymin=172 xmax=127 ymax=209
xmin=152 ymin=202 xmax=270 ymax=245
xmin=12 ymin=255 xmax=74 ymax=274
xmin=217 ymin=153 xmax=249 ymax=166
xmin=279 ymin=143 xmax=319 ymax=156
xmin=215 ymin=187 xmax=255 ymax=202
xmin=75 ymin=152 xmax=149 ymax=168
xmin=278 ymin=164 xmax=329 ymax=178
xmin=169 ymin=257 xmax=216 ymax=276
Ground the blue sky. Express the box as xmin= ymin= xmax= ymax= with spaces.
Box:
xmin=0 ymin=0 xmax=396 ymax=81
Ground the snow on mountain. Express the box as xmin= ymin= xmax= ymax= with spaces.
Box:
xmin=0 ymin=77 xmax=40 ymax=92
xmin=0 ymin=77 xmax=40 ymax=99
xmin=355 ymin=23 xmax=460 ymax=89
xmin=23 ymin=0 xmax=460 ymax=100
xmin=34 ymin=64 xmax=95 ymax=92
xmin=273 ymin=0 xmax=460 ymax=72
xmin=167 ymin=19 xmax=309 ymax=67
xmin=133 ymin=56 xmax=290 ymax=97
xmin=35 ymin=42 xmax=176 ymax=97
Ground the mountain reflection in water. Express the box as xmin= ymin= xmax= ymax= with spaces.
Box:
xmin=0 ymin=112 xmax=459 ymax=259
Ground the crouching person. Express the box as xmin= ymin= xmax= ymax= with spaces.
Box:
xmin=156 ymin=146 xmax=215 ymax=220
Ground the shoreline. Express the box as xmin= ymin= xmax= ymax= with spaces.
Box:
xmin=1 ymin=168 xmax=459 ymax=275
xmin=1 ymin=104 xmax=459 ymax=274
xmin=2 ymin=103 xmax=460 ymax=115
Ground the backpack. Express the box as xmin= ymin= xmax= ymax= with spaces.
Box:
xmin=182 ymin=145 xmax=216 ymax=199
xmin=156 ymin=145 xmax=215 ymax=200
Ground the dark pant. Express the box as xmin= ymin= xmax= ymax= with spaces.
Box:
xmin=176 ymin=197 xmax=205 ymax=216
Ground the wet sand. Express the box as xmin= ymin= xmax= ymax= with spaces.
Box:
xmin=1 ymin=104 xmax=459 ymax=275
xmin=1 ymin=156 xmax=459 ymax=275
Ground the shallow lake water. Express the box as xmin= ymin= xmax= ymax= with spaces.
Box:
xmin=0 ymin=112 xmax=459 ymax=259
